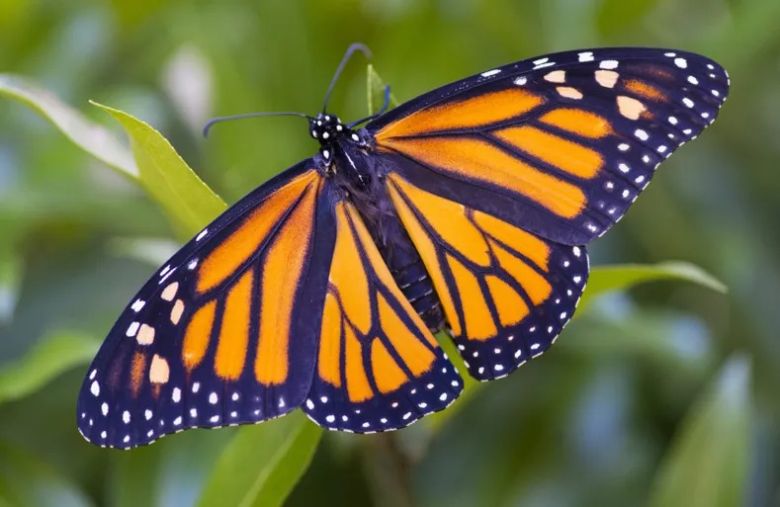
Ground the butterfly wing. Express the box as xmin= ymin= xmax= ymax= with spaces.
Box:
xmin=368 ymin=47 xmax=730 ymax=245
xmin=77 ymin=160 xmax=335 ymax=449
xmin=367 ymin=48 xmax=728 ymax=379
xmin=386 ymin=173 xmax=588 ymax=380
xmin=303 ymin=201 xmax=463 ymax=432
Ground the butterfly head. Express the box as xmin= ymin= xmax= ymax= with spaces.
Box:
xmin=310 ymin=113 xmax=348 ymax=144
xmin=310 ymin=113 xmax=362 ymax=164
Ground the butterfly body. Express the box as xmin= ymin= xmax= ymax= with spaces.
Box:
xmin=309 ymin=113 xmax=445 ymax=331
xmin=78 ymin=47 xmax=729 ymax=448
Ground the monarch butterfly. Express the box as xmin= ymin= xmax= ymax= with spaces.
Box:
xmin=77 ymin=45 xmax=729 ymax=448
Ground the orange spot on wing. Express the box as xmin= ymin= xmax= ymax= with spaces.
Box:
xmin=377 ymin=294 xmax=436 ymax=375
xmin=376 ymin=89 xmax=544 ymax=140
xmin=490 ymin=241 xmax=551 ymax=305
xmin=540 ymin=109 xmax=612 ymax=139
xmin=329 ymin=204 xmax=372 ymax=334
xmin=380 ymin=136 xmax=586 ymax=218
xmin=485 ymin=275 xmax=528 ymax=327
xmin=370 ymin=338 xmax=408 ymax=394
xmin=494 ymin=126 xmax=603 ymax=179
xmin=344 ymin=324 xmax=372 ymax=402
xmin=386 ymin=177 xmax=462 ymax=337
xmin=197 ymin=171 xmax=316 ymax=294
xmin=318 ymin=292 xmax=342 ymax=387
xmin=255 ymin=182 xmax=318 ymax=385
xmin=624 ymin=79 xmax=667 ymax=101
xmin=214 ymin=269 xmax=253 ymax=380
xmin=130 ymin=352 xmax=146 ymax=398
xmin=472 ymin=210 xmax=550 ymax=271
xmin=446 ymin=254 xmax=497 ymax=340
xmin=182 ymin=300 xmax=216 ymax=371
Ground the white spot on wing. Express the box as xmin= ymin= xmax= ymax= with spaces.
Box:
xmin=556 ymin=87 xmax=583 ymax=100
xmin=126 ymin=321 xmax=140 ymax=337
xmin=170 ymin=299 xmax=185 ymax=325
xmin=578 ymin=51 xmax=594 ymax=62
xmin=599 ymin=60 xmax=618 ymax=70
xmin=595 ymin=70 xmax=618 ymax=88
xmin=161 ymin=282 xmax=179 ymax=302
xmin=544 ymin=70 xmax=566 ymax=83
xmin=136 ymin=324 xmax=155 ymax=345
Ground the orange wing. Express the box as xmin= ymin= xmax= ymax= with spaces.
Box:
xmin=77 ymin=164 xmax=334 ymax=449
xmin=303 ymin=201 xmax=462 ymax=432
xmin=368 ymin=48 xmax=729 ymax=245
xmin=386 ymin=173 xmax=589 ymax=380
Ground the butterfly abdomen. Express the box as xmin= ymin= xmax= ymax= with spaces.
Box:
xmin=390 ymin=255 xmax=443 ymax=332
xmin=370 ymin=216 xmax=444 ymax=332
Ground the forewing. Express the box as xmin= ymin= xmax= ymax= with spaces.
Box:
xmin=369 ymin=48 xmax=729 ymax=245
xmin=77 ymin=161 xmax=335 ymax=449
xmin=303 ymin=201 xmax=463 ymax=432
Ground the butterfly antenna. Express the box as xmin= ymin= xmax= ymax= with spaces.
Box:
xmin=322 ymin=42 xmax=372 ymax=113
xmin=348 ymin=84 xmax=392 ymax=127
xmin=202 ymin=111 xmax=313 ymax=138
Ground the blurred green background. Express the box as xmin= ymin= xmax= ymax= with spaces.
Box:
xmin=1 ymin=0 xmax=778 ymax=506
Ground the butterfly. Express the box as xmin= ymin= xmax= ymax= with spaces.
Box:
xmin=77 ymin=46 xmax=729 ymax=448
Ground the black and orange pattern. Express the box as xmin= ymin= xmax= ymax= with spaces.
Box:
xmin=78 ymin=47 xmax=728 ymax=448
xmin=77 ymin=162 xmax=336 ymax=448
xmin=304 ymin=202 xmax=461 ymax=431
xmin=387 ymin=174 xmax=588 ymax=380
xmin=371 ymin=48 xmax=729 ymax=244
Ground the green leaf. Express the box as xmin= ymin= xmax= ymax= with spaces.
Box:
xmin=0 ymin=441 xmax=91 ymax=507
xmin=91 ymin=102 xmax=226 ymax=238
xmin=367 ymin=65 xmax=399 ymax=116
xmin=0 ymin=331 xmax=98 ymax=405
xmin=580 ymin=261 xmax=727 ymax=310
xmin=0 ymin=76 xmax=227 ymax=237
xmin=0 ymin=73 xmax=137 ymax=178
xmin=197 ymin=412 xmax=322 ymax=507
xmin=648 ymin=355 xmax=751 ymax=507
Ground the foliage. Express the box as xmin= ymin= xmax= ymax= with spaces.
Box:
xmin=1 ymin=2 xmax=775 ymax=505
